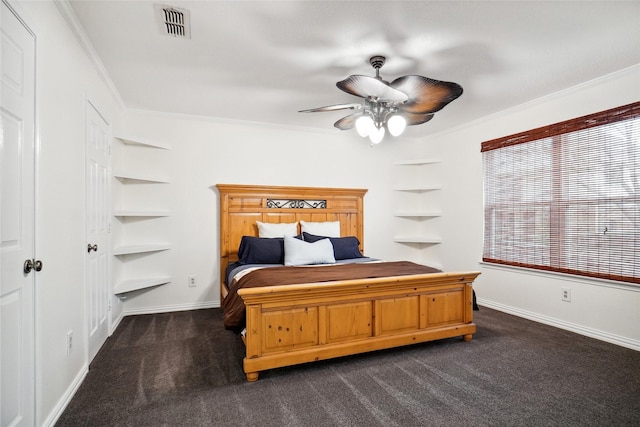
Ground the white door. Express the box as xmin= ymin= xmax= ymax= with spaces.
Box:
xmin=85 ymin=102 xmax=110 ymax=362
xmin=1 ymin=1 xmax=36 ymax=425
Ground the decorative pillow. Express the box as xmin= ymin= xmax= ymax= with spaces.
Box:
xmin=237 ymin=236 xmax=285 ymax=265
xmin=238 ymin=235 xmax=304 ymax=264
xmin=284 ymin=235 xmax=336 ymax=266
xmin=302 ymin=232 xmax=364 ymax=260
xmin=300 ymin=220 xmax=340 ymax=237
xmin=257 ymin=221 xmax=298 ymax=238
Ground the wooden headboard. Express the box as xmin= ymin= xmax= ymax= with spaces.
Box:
xmin=216 ymin=184 xmax=368 ymax=298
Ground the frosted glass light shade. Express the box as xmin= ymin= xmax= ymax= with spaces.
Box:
xmin=369 ymin=126 xmax=385 ymax=144
xmin=355 ymin=115 xmax=374 ymax=137
xmin=387 ymin=114 xmax=407 ymax=136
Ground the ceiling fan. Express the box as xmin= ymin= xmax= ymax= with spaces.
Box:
xmin=299 ymin=56 xmax=463 ymax=145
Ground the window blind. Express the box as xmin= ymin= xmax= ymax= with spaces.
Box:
xmin=482 ymin=102 xmax=640 ymax=284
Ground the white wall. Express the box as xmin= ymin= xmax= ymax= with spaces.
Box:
xmin=115 ymin=112 xmax=427 ymax=314
xmin=14 ymin=0 xmax=123 ymax=424
xmin=425 ymin=64 xmax=640 ymax=350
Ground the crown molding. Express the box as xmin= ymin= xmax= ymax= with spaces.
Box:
xmin=54 ymin=0 xmax=125 ymax=110
xmin=425 ymin=63 xmax=640 ymax=142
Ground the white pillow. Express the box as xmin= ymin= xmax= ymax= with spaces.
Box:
xmin=257 ymin=221 xmax=298 ymax=238
xmin=284 ymin=235 xmax=335 ymax=266
xmin=300 ymin=220 xmax=340 ymax=237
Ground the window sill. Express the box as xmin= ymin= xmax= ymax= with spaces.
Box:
xmin=478 ymin=261 xmax=640 ymax=292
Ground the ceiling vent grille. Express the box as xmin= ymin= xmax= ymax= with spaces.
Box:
xmin=154 ymin=4 xmax=191 ymax=39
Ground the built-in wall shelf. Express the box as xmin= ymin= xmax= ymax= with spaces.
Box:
xmin=114 ymin=173 xmax=170 ymax=184
xmin=113 ymin=244 xmax=171 ymax=256
xmin=394 ymin=159 xmax=441 ymax=165
xmin=393 ymin=158 xmax=443 ymax=263
xmin=113 ymin=135 xmax=172 ymax=299
xmin=114 ymin=277 xmax=172 ymax=295
xmin=393 ymin=236 xmax=442 ymax=244
xmin=394 ymin=211 xmax=442 ymax=218
xmin=114 ymin=210 xmax=170 ymax=218
xmin=394 ymin=185 xmax=442 ymax=192
xmin=115 ymin=135 xmax=171 ymax=150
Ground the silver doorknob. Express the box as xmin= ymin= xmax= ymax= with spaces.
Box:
xmin=24 ymin=259 xmax=34 ymax=274
xmin=87 ymin=244 xmax=98 ymax=253
xmin=23 ymin=259 xmax=43 ymax=274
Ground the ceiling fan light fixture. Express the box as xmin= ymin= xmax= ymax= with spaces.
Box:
xmin=387 ymin=114 xmax=407 ymax=137
xmin=369 ymin=126 xmax=385 ymax=145
xmin=355 ymin=115 xmax=374 ymax=137
xmin=300 ymin=55 xmax=463 ymax=146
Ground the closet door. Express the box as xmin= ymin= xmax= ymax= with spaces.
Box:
xmin=1 ymin=1 xmax=36 ymax=425
xmin=86 ymin=101 xmax=111 ymax=363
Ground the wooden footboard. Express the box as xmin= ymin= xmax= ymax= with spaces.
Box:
xmin=238 ymin=271 xmax=479 ymax=381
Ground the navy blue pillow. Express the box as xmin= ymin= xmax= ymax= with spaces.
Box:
xmin=237 ymin=236 xmax=284 ymax=264
xmin=302 ymin=232 xmax=364 ymax=260
xmin=237 ymin=235 xmax=302 ymax=265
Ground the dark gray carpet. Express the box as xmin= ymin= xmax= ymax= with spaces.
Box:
xmin=56 ymin=307 xmax=640 ymax=426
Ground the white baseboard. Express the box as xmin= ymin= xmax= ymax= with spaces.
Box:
xmin=110 ymin=310 xmax=124 ymax=335
xmin=122 ymin=300 xmax=220 ymax=317
xmin=42 ymin=363 xmax=88 ymax=427
xmin=477 ymin=298 xmax=640 ymax=352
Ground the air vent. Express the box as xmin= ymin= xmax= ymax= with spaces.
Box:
xmin=154 ymin=4 xmax=191 ymax=39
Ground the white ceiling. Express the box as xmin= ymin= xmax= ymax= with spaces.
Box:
xmin=67 ymin=0 xmax=640 ymax=138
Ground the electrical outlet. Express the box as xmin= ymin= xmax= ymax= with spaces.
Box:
xmin=67 ymin=331 xmax=73 ymax=355
xmin=188 ymin=275 xmax=197 ymax=287
xmin=561 ymin=287 xmax=571 ymax=302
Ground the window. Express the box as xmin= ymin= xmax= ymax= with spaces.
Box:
xmin=482 ymin=102 xmax=640 ymax=284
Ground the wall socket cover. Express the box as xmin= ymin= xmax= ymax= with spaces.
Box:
xmin=67 ymin=331 xmax=73 ymax=355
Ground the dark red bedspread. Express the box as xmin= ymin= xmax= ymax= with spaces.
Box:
xmin=222 ymin=261 xmax=441 ymax=331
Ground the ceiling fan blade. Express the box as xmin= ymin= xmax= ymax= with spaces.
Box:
xmin=403 ymin=112 xmax=435 ymax=126
xmin=333 ymin=113 xmax=359 ymax=130
xmin=299 ymin=103 xmax=362 ymax=113
xmin=390 ymin=75 xmax=463 ymax=114
xmin=337 ymin=75 xmax=408 ymax=102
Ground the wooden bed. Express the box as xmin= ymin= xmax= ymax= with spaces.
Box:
xmin=217 ymin=184 xmax=480 ymax=382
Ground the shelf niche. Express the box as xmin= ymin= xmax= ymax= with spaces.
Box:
xmin=112 ymin=135 xmax=172 ymax=295
xmin=393 ymin=159 xmax=443 ymax=262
